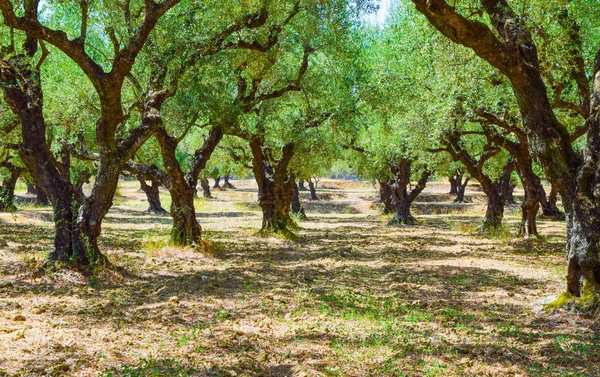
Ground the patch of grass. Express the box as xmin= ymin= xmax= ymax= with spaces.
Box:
xmin=100 ymin=357 xmax=198 ymax=377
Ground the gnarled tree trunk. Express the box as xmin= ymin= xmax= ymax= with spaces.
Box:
xmin=291 ymin=175 xmax=307 ymax=220
xmin=387 ymin=160 xmax=430 ymax=225
xmin=379 ymin=180 xmax=394 ymax=214
xmin=481 ymin=161 xmax=515 ymax=232
xmin=455 ymin=176 xmax=470 ymax=203
xmin=200 ymin=178 xmax=212 ymax=199
xmin=0 ymin=165 xmax=24 ymax=212
xmin=540 ymin=184 xmax=565 ymax=220
xmin=156 ymin=126 xmax=223 ymax=246
xmin=213 ymin=176 xmax=222 ymax=190
xmin=448 ymin=175 xmax=458 ymax=195
xmin=250 ymin=138 xmax=296 ymax=235
xmin=223 ymin=175 xmax=236 ymax=189
xmin=138 ymin=176 xmax=167 ymax=214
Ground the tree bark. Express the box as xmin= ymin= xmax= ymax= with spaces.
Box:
xmin=379 ymin=180 xmax=394 ymax=214
xmin=411 ymin=0 xmax=600 ymax=302
xmin=155 ymin=125 xmax=223 ymax=246
xmin=449 ymin=175 xmax=458 ymax=195
xmin=35 ymin=184 xmax=50 ymax=206
xmin=291 ymin=175 xmax=307 ymax=220
xmin=298 ymin=180 xmax=307 ymax=191
xmin=540 ymin=184 xmax=565 ymax=220
xmin=0 ymin=44 xmax=82 ymax=263
xmin=455 ymin=176 xmax=470 ymax=203
xmin=26 ymin=183 xmax=36 ymax=195
xmin=200 ymin=178 xmax=212 ymax=199
xmin=213 ymin=176 xmax=222 ymax=190
xmin=0 ymin=165 xmax=24 ymax=212
xmin=138 ymin=176 xmax=167 ymax=214
xmin=308 ymin=179 xmax=319 ymax=200
xmin=387 ymin=159 xmax=430 ymax=225
xmin=250 ymin=138 xmax=296 ymax=235
xmin=223 ymin=175 xmax=236 ymax=189
xmin=481 ymin=161 xmax=515 ymax=232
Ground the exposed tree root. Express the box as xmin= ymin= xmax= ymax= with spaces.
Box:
xmin=546 ymin=280 xmax=600 ymax=315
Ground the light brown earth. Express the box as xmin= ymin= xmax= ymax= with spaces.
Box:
xmin=0 ymin=180 xmax=598 ymax=376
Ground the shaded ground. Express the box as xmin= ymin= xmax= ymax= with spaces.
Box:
xmin=0 ymin=180 xmax=598 ymax=377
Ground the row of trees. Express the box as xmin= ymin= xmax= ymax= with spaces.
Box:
xmin=0 ymin=0 xmax=599 ymax=309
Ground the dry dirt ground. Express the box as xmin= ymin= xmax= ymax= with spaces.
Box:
xmin=0 ymin=180 xmax=598 ymax=377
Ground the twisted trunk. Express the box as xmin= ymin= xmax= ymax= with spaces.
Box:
xmin=481 ymin=161 xmax=515 ymax=232
xmin=0 ymin=50 xmax=82 ymax=263
xmin=0 ymin=165 xmax=24 ymax=211
xmin=448 ymin=174 xmax=458 ymax=195
xmin=379 ymin=180 xmax=394 ymax=214
xmin=291 ymin=175 xmax=307 ymax=220
xmin=223 ymin=175 xmax=236 ymax=189
xmin=540 ymin=184 xmax=565 ymax=220
xmin=455 ymin=176 xmax=470 ymax=203
xmin=200 ymin=178 xmax=212 ymax=199
xmin=155 ymin=125 xmax=223 ymax=246
xmin=138 ymin=176 xmax=167 ymax=214
xmin=250 ymin=138 xmax=295 ymax=234
xmin=213 ymin=176 xmax=222 ymax=190
xmin=387 ymin=160 xmax=430 ymax=225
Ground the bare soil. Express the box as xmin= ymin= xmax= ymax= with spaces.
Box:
xmin=0 ymin=180 xmax=597 ymax=376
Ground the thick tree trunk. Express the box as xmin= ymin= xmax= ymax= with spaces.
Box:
xmin=213 ymin=176 xmax=222 ymax=190
xmin=482 ymin=195 xmax=505 ymax=231
xmin=308 ymin=179 xmax=319 ymax=200
xmin=200 ymin=178 xmax=212 ymax=199
xmin=506 ymin=183 xmax=517 ymax=205
xmin=0 ymin=51 xmax=86 ymax=264
xmin=169 ymin=186 xmax=202 ymax=246
xmin=449 ymin=175 xmax=458 ymax=195
xmin=250 ymin=138 xmax=296 ymax=235
xmin=138 ymin=176 xmax=167 ymax=214
xmin=291 ymin=176 xmax=307 ymax=220
xmin=455 ymin=177 xmax=470 ymax=203
xmin=26 ymin=183 xmax=36 ymax=195
xmin=298 ymin=180 xmax=307 ymax=191
xmin=540 ymin=184 xmax=565 ymax=220
xmin=379 ymin=180 xmax=394 ymax=214
xmin=411 ymin=0 xmax=600 ymax=305
xmin=515 ymin=167 xmax=546 ymax=238
xmin=0 ymin=167 xmax=23 ymax=211
xmin=155 ymin=125 xmax=223 ymax=247
xmin=387 ymin=160 xmax=429 ymax=225
xmin=35 ymin=184 xmax=50 ymax=206
xmin=223 ymin=175 xmax=236 ymax=189
xmin=481 ymin=162 xmax=515 ymax=232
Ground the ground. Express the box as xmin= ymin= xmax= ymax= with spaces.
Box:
xmin=0 ymin=180 xmax=598 ymax=377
